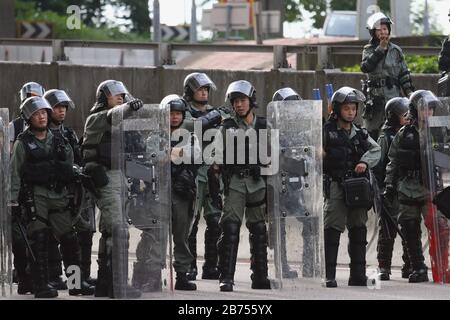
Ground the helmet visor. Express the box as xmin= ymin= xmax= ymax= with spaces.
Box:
xmin=45 ymin=90 xmax=75 ymax=109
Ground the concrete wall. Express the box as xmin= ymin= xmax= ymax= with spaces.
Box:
xmin=0 ymin=61 xmax=441 ymax=136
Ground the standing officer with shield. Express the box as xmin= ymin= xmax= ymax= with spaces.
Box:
xmin=384 ymin=90 xmax=440 ymax=283
xmin=270 ymin=87 xmax=320 ymax=279
xmin=81 ymin=80 xmax=143 ymax=298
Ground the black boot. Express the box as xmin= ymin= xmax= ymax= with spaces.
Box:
xmin=324 ymin=228 xmax=340 ymax=288
xmin=248 ymin=221 xmax=271 ymax=290
xmin=48 ymin=233 xmax=67 ymax=290
xmin=95 ymin=234 xmax=113 ymax=297
xmin=175 ymin=272 xmax=197 ymax=291
xmin=202 ymin=214 xmax=221 ymax=280
xmin=132 ymin=261 xmax=162 ymax=292
xmin=401 ymin=220 xmax=429 ymax=283
xmin=78 ymin=231 xmax=97 ymax=286
xmin=30 ymin=229 xmax=58 ymax=298
xmin=187 ymin=213 xmax=200 ymax=281
xmin=348 ymin=226 xmax=368 ymax=286
xmin=348 ymin=226 xmax=367 ymax=286
xmin=111 ymin=224 xmax=142 ymax=299
xmin=376 ymin=216 xmax=396 ymax=281
xmin=217 ymin=221 xmax=240 ymax=292
xmin=59 ymin=231 xmax=95 ymax=296
xmin=280 ymin=218 xmax=298 ymax=279
xmin=12 ymin=229 xmax=33 ymax=294
xmin=401 ymin=239 xmax=412 ymax=278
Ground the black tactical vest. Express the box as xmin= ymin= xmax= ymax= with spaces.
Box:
xmin=18 ymin=130 xmax=70 ymax=188
xmin=323 ymin=120 xmax=371 ymax=179
xmin=397 ymin=125 xmax=421 ymax=171
xmin=60 ymin=126 xmax=82 ymax=166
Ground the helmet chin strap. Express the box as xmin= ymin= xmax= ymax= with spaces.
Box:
xmin=237 ymin=106 xmax=253 ymax=118
xmin=193 ymin=98 xmax=208 ymax=106
xmin=32 ymin=125 xmax=47 ymax=132
xmin=50 ymin=117 xmax=63 ymax=126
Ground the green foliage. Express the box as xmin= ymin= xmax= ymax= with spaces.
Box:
xmin=342 ymin=55 xmax=439 ymax=74
xmin=405 ymin=55 xmax=439 ymax=74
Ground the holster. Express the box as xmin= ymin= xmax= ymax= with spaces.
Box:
xmin=84 ymin=165 xmax=109 ymax=189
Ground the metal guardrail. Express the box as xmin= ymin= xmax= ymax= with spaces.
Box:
xmin=0 ymin=38 xmax=441 ymax=70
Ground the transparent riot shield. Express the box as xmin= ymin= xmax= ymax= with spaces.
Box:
xmin=418 ymin=97 xmax=450 ymax=284
xmin=267 ymin=100 xmax=324 ymax=289
xmin=111 ymin=104 xmax=172 ymax=298
xmin=0 ymin=109 xmax=13 ymax=297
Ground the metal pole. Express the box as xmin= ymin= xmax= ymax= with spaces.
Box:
xmin=190 ymin=0 xmax=197 ymax=43
xmin=225 ymin=4 xmax=232 ymax=40
xmin=153 ymin=0 xmax=161 ymax=66
xmin=424 ymin=0 xmax=430 ymax=36
xmin=153 ymin=0 xmax=161 ymax=42
xmin=253 ymin=1 xmax=263 ymax=45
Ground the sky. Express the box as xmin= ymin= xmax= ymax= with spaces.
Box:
xmin=154 ymin=0 xmax=450 ymax=38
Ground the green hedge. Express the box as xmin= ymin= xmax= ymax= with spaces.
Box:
xmin=343 ymin=55 xmax=440 ymax=74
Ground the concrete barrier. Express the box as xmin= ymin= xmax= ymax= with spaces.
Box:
xmin=0 ymin=61 xmax=441 ymax=136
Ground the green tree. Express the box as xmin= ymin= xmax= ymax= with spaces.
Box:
xmin=112 ymin=0 xmax=151 ymax=34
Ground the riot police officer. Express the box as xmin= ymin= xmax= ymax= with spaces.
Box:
xmin=44 ymin=89 xmax=97 ymax=287
xmin=9 ymin=82 xmax=45 ymax=151
xmin=182 ymin=72 xmax=225 ymax=281
xmin=81 ymin=80 xmax=143 ymax=298
xmin=323 ymin=87 xmax=381 ymax=288
xmin=373 ymin=97 xmax=411 ymax=280
xmin=438 ymin=10 xmax=450 ymax=72
xmin=271 ymin=87 xmax=317 ymax=278
xmin=213 ymin=80 xmax=271 ymax=292
xmin=9 ymin=82 xmax=45 ymax=294
xmin=384 ymin=90 xmax=438 ymax=283
xmin=168 ymin=95 xmax=201 ymax=290
xmin=10 ymin=96 xmax=94 ymax=298
xmin=361 ymin=12 xmax=414 ymax=140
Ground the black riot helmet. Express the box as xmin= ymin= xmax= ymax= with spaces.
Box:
xmin=408 ymin=90 xmax=441 ymax=121
xmin=272 ymin=87 xmax=302 ymax=101
xmin=19 ymin=96 xmax=52 ymax=124
xmin=44 ymin=89 xmax=75 ymax=110
xmin=225 ymin=80 xmax=257 ymax=107
xmin=366 ymin=12 xmax=393 ymax=37
xmin=19 ymin=82 xmax=45 ymax=103
xmin=330 ymin=86 xmax=365 ymax=120
xmin=95 ymin=80 xmax=129 ymax=104
xmin=162 ymin=94 xmax=188 ymax=120
xmin=183 ymin=72 xmax=216 ymax=104
xmin=385 ymin=97 xmax=409 ymax=126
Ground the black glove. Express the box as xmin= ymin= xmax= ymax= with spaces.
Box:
xmin=11 ymin=205 xmax=22 ymax=220
xmin=383 ymin=185 xmax=396 ymax=203
xmin=128 ymin=98 xmax=143 ymax=111
xmin=173 ymin=169 xmax=196 ymax=201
